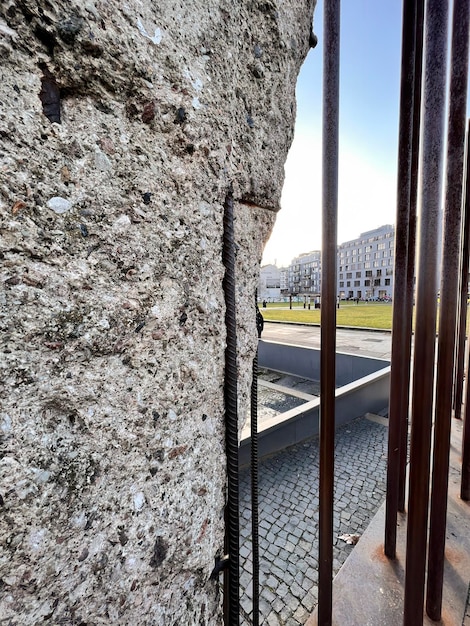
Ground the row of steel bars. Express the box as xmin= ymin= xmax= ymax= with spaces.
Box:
xmin=426 ymin=0 xmax=470 ymax=620
xmin=403 ymin=0 xmax=449 ymax=622
xmin=318 ymin=0 xmax=340 ymax=624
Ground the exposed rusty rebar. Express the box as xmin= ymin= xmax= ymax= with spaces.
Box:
xmin=318 ymin=1 xmax=340 ymax=624
xmin=251 ymin=297 xmax=260 ymax=626
xmin=403 ymin=1 xmax=449 ymax=623
xmin=222 ymin=188 xmax=240 ymax=625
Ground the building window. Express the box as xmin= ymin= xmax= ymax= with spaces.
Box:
xmin=374 ymin=278 xmax=381 ymax=286
xmin=364 ymin=279 xmax=371 ymax=286
xmin=346 ymin=272 xmax=352 ymax=279
xmin=378 ymin=243 xmax=385 ymax=250
xmin=356 ymin=271 xmax=361 ymax=278
xmin=354 ymin=280 xmax=360 ymax=287
xmin=376 ymin=269 xmax=382 ymax=276
xmin=339 ymin=281 xmax=344 ymax=288
xmin=385 ymin=278 xmax=391 ymax=286
xmin=365 ymin=270 xmax=373 ymax=277
xmin=373 ymin=261 xmax=379 ymax=267
xmin=386 ymin=268 xmax=393 ymax=275
xmin=346 ymin=281 xmax=351 ymax=287
xmin=339 ymin=273 xmax=344 ymax=280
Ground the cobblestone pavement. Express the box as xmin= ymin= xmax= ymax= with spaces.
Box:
xmin=239 ymin=415 xmax=388 ymax=625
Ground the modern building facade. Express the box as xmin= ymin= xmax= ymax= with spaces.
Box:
xmin=265 ymin=225 xmax=395 ymax=301
xmin=337 ymin=224 xmax=395 ymax=300
xmin=283 ymin=250 xmax=322 ymax=296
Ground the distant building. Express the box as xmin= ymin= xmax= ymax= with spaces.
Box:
xmin=284 ymin=250 xmax=322 ymax=296
xmin=263 ymin=225 xmax=395 ymax=302
xmin=337 ymin=224 xmax=395 ymax=300
xmin=258 ymin=264 xmax=282 ymax=300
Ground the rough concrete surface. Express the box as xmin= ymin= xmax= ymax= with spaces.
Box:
xmin=0 ymin=1 xmax=315 ymax=624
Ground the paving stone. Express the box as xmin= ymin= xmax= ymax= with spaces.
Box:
xmin=239 ymin=415 xmax=388 ymax=625
xmin=266 ymin=611 xmax=281 ymax=626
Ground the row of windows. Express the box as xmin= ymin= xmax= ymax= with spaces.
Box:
xmin=339 ymin=268 xmax=393 ymax=279
xmin=339 ymin=258 xmax=394 ymax=271
xmin=339 ymin=240 xmax=394 ymax=257
xmin=339 ymin=278 xmax=392 ymax=288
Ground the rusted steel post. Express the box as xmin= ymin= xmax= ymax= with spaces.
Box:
xmin=397 ymin=0 xmax=424 ymax=514
xmin=385 ymin=0 xmax=419 ymax=559
xmin=461 ymin=123 xmax=470 ymax=502
xmin=426 ymin=1 xmax=470 ymax=619
xmin=403 ymin=1 xmax=449 ymax=624
xmin=318 ymin=0 xmax=340 ymax=624
xmin=454 ymin=124 xmax=470 ymax=420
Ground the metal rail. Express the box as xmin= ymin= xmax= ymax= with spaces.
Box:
xmin=462 ymin=123 xmax=470 ymax=503
xmin=318 ymin=1 xmax=340 ymax=624
xmin=403 ymin=1 xmax=449 ymax=623
xmin=397 ymin=0 xmax=424 ymax=515
xmin=426 ymin=1 xmax=469 ymax=619
xmin=385 ymin=0 xmax=420 ymax=558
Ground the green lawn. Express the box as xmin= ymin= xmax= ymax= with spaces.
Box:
xmin=259 ymin=302 xmax=394 ymax=329
xmin=259 ymin=300 xmax=470 ymax=331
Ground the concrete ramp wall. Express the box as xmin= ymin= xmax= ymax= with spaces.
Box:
xmin=239 ymin=342 xmax=390 ymax=466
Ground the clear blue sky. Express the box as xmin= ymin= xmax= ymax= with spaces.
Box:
xmin=262 ymin=0 xmax=403 ymax=267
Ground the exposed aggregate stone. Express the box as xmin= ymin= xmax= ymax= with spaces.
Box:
xmin=0 ymin=0 xmax=315 ymax=623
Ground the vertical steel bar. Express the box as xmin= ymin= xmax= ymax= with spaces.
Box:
xmin=222 ymin=189 xmax=239 ymax=626
xmin=397 ymin=0 xmax=424 ymax=514
xmin=318 ymin=1 xmax=340 ymax=624
xmin=403 ymin=1 xmax=449 ymax=624
xmin=461 ymin=122 xmax=470 ymax=502
xmin=454 ymin=251 xmax=468 ymax=420
xmin=426 ymin=2 xmax=470 ymax=619
xmin=384 ymin=0 xmax=418 ymax=559
xmin=454 ymin=125 xmax=470 ymax=420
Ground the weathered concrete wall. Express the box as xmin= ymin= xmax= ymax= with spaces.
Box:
xmin=0 ymin=1 xmax=315 ymax=623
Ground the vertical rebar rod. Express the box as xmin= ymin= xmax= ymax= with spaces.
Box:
xmin=250 ymin=340 xmax=260 ymax=626
xmin=384 ymin=0 xmax=419 ymax=559
xmin=454 ymin=125 xmax=470 ymax=420
xmin=403 ymin=1 xmax=449 ymax=624
xmin=222 ymin=189 xmax=239 ymax=626
xmin=426 ymin=2 xmax=470 ymax=619
xmin=318 ymin=1 xmax=340 ymax=624
xmin=397 ymin=0 xmax=424 ymax=514
xmin=461 ymin=122 xmax=470 ymax=502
